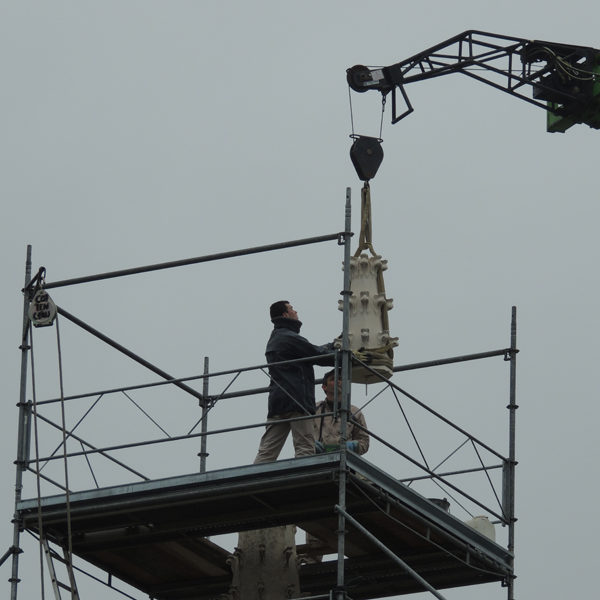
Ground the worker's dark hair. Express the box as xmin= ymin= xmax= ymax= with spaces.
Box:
xmin=270 ymin=300 xmax=290 ymax=319
xmin=322 ymin=369 xmax=340 ymax=386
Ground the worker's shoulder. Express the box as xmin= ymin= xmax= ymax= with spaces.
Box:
xmin=350 ymin=405 xmax=366 ymax=418
xmin=271 ymin=326 xmax=305 ymax=340
xmin=267 ymin=327 xmax=303 ymax=347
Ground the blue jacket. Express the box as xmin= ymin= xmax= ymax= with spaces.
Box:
xmin=266 ymin=317 xmax=335 ymax=417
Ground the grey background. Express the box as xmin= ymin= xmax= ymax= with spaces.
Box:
xmin=1 ymin=2 xmax=598 ymax=599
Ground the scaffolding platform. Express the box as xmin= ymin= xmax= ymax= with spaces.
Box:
xmin=16 ymin=452 xmax=513 ymax=599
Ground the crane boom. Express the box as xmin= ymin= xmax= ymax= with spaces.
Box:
xmin=347 ymin=30 xmax=600 ymax=133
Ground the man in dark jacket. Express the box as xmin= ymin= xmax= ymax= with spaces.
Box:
xmin=254 ymin=300 xmax=335 ymax=463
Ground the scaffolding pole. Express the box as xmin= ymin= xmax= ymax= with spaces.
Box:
xmin=335 ymin=188 xmax=353 ymax=600
xmin=40 ymin=234 xmax=342 ymax=290
xmin=199 ymin=356 xmax=209 ymax=473
xmin=507 ymin=306 xmax=518 ymax=600
xmin=9 ymin=214 xmax=517 ymax=600
xmin=335 ymin=506 xmax=448 ymax=600
xmin=56 ymin=306 xmax=205 ymax=402
xmin=11 ymin=245 xmax=33 ymax=600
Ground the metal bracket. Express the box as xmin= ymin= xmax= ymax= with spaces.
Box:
xmin=391 ymin=84 xmax=415 ymax=124
xmin=337 ymin=231 xmax=353 ymax=245
xmin=0 ymin=545 xmax=22 ymax=568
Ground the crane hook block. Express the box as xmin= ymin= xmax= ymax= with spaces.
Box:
xmin=350 ymin=136 xmax=384 ymax=181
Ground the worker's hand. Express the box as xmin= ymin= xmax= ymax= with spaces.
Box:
xmin=352 ymin=349 xmax=366 ymax=363
xmin=352 ymin=349 xmax=372 ymax=364
xmin=315 ymin=440 xmax=325 ymax=454
xmin=346 ymin=441 xmax=359 ymax=453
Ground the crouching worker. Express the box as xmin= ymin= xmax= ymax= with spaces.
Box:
xmin=301 ymin=369 xmax=369 ymax=563
xmin=314 ymin=369 xmax=369 ymax=455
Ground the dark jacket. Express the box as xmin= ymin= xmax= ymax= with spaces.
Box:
xmin=266 ymin=317 xmax=335 ymax=417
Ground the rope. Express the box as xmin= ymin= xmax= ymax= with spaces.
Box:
xmin=30 ymin=324 xmax=47 ymax=600
xmin=348 ymin=84 xmax=355 ymax=137
xmin=55 ymin=316 xmax=75 ymax=572
xmin=352 ymin=182 xmax=393 ymax=356
xmin=379 ymin=93 xmax=387 ymax=139
xmin=348 ymin=79 xmax=387 ymax=139
xmin=353 ymin=182 xmax=375 ymax=258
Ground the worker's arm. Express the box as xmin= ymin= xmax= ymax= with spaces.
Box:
xmin=350 ymin=409 xmax=370 ymax=455
xmin=287 ymin=335 xmax=335 ymax=366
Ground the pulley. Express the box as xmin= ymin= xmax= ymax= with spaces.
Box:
xmin=349 ymin=135 xmax=384 ymax=181
xmin=28 ymin=288 xmax=57 ymax=327
xmin=27 ymin=268 xmax=57 ymax=328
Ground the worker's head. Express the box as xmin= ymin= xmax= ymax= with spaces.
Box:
xmin=270 ymin=300 xmax=298 ymax=321
xmin=322 ymin=369 xmax=342 ymax=401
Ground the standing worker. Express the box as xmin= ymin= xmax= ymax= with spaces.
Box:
xmin=254 ymin=301 xmax=336 ymax=464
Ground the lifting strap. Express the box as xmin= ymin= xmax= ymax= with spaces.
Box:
xmin=347 ymin=182 xmax=398 ymax=383
xmin=354 ymin=182 xmax=393 ymax=352
xmin=354 ymin=182 xmax=376 ymax=258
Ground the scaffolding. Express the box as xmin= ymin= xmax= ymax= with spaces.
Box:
xmin=5 ymin=189 xmax=517 ymax=600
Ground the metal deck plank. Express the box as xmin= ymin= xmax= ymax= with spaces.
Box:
xmin=16 ymin=453 xmax=512 ymax=599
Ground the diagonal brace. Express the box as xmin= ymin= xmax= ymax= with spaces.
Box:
xmin=56 ymin=306 xmax=204 ymax=401
xmin=335 ymin=505 xmax=449 ymax=600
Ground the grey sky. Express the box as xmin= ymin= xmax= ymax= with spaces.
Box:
xmin=1 ymin=2 xmax=598 ymax=599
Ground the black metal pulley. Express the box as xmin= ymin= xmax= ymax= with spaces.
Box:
xmin=347 ymin=64 xmax=373 ymax=92
xmin=350 ymin=135 xmax=384 ymax=181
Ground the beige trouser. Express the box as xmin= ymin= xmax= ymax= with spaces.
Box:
xmin=254 ymin=412 xmax=315 ymax=464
